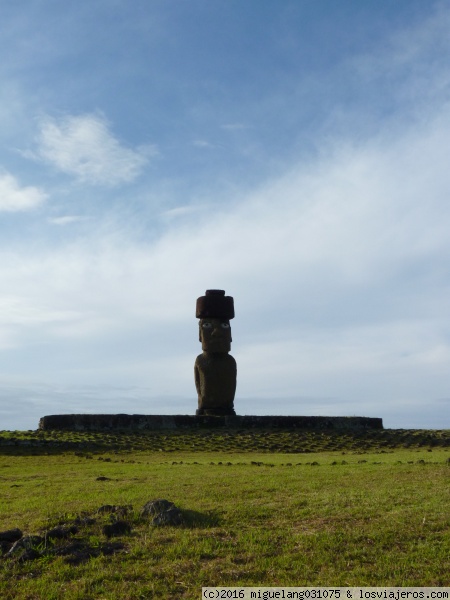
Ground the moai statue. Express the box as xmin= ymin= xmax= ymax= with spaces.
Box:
xmin=194 ymin=289 xmax=236 ymax=416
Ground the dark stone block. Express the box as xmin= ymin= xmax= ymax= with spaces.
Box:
xmin=39 ymin=413 xmax=383 ymax=431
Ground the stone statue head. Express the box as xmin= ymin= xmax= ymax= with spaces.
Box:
xmin=196 ymin=289 xmax=234 ymax=354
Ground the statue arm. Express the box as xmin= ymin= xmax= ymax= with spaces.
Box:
xmin=194 ymin=357 xmax=201 ymax=396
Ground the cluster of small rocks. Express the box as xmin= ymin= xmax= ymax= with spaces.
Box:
xmin=0 ymin=498 xmax=183 ymax=565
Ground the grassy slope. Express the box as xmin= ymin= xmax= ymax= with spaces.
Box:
xmin=0 ymin=429 xmax=449 ymax=599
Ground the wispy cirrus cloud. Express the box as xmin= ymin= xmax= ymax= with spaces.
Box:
xmin=160 ymin=205 xmax=205 ymax=219
xmin=31 ymin=114 xmax=154 ymax=186
xmin=220 ymin=123 xmax=248 ymax=130
xmin=47 ymin=215 xmax=90 ymax=226
xmin=0 ymin=171 xmax=47 ymax=211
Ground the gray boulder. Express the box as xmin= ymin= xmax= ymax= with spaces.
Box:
xmin=141 ymin=499 xmax=175 ymax=517
xmin=152 ymin=507 xmax=183 ymax=526
xmin=141 ymin=499 xmax=183 ymax=526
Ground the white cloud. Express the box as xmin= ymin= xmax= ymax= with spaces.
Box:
xmin=221 ymin=123 xmax=248 ymax=130
xmin=160 ymin=205 xmax=204 ymax=219
xmin=0 ymin=171 xmax=47 ymax=211
xmin=192 ymin=139 xmax=220 ymax=149
xmin=33 ymin=114 xmax=150 ymax=186
xmin=47 ymin=215 xmax=90 ymax=225
xmin=0 ymin=296 xmax=81 ymax=327
xmin=346 ymin=3 xmax=450 ymax=120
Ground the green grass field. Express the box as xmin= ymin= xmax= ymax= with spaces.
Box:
xmin=0 ymin=428 xmax=449 ymax=599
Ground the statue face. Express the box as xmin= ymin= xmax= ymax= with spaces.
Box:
xmin=199 ymin=318 xmax=232 ymax=352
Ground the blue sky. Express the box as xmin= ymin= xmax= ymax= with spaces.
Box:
xmin=1 ymin=0 xmax=450 ymax=430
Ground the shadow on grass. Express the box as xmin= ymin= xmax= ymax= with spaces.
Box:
xmin=182 ymin=509 xmax=222 ymax=528
xmin=0 ymin=444 xmax=112 ymax=457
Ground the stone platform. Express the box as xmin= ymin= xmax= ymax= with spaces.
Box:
xmin=39 ymin=414 xmax=383 ymax=431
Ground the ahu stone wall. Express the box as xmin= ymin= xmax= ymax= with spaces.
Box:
xmin=39 ymin=414 xmax=383 ymax=432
